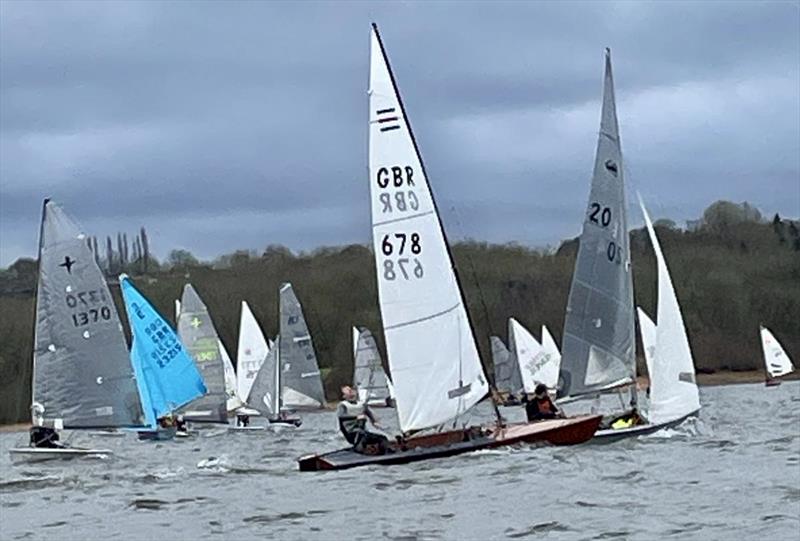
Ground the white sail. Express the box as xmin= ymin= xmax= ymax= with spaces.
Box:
xmin=637 ymin=308 xmax=657 ymax=380
xmin=540 ymin=325 xmax=563 ymax=389
xmin=559 ymin=49 xmax=635 ymax=399
xmin=218 ymin=339 xmax=242 ymax=410
xmin=760 ymin=327 xmax=795 ymax=379
xmin=237 ymin=301 xmax=270 ymax=402
xmin=368 ymin=25 xmax=488 ymax=433
xmin=640 ymin=198 xmax=700 ymax=425
xmin=509 ymin=318 xmax=558 ymax=392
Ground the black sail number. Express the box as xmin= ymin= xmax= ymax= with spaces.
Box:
xmin=382 ymin=232 xmax=423 ymax=281
xmin=607 ymin=241 xmax=623 ymax=263
xmin=589 ymin=203 xmax=612 ymax=227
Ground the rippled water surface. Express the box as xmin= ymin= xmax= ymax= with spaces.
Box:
xmin=1 ymin=382 xmax=798 ymax=540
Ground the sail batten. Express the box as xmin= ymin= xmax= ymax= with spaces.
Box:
xmin=559 ymin=49 xmax=635 ymax=400
xmin=369 ymin=25 xmax=488 ymax=433
xmin=32 ymin=201 xmax=146 ymax=429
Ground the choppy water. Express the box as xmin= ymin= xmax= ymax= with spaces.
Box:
xmin=1 ymin=382 xmax=798 ymax=540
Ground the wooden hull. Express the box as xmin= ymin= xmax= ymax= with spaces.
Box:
xmin=592 ymin=411 xmax=697 ymax=443
xmin=9 ymin=447 xmax=113 ymax=463
xmin=765 ymin=379 xmax=781 ymax=387
xmin=297 ymin=414 xmax=601 ymax=471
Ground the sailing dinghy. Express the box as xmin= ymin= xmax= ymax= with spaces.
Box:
xmin=279 ymin=283 xmax=326 ymax=410
xmin=491 ymin=334 xmax=523 ymax=404
xmin=241 ymin=335 xmax=302 ymax=430
xmin=10 ymin=200 xmax=146 ymax=461
xmin=593 ymin=200 xmax=701 ymax=439
xmin=298 ymin=25 xmax=600 ymax=471
xmin=760 ymin=327 xmax=795 ymax=386
xmin=352 ymin=326 xmax=394 ymax=407
xmin=120 ymin=275 xmax=207 ymax=441
xmin=509 ymin=318 xmax=561 ymax=395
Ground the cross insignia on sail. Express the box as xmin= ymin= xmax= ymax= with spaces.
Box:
xmin=604 ymin=159 xmax=619 ymax=176
xmin=59 ymin=256 xmax=76 ymax=274
xmin=376 ymin=107 xmax=400 ymax=132
xmin=190 ymin=317 xmax=202 ymax=328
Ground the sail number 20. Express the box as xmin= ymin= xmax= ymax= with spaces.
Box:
xmin=382 ymin=232 xmax=423 ymax=281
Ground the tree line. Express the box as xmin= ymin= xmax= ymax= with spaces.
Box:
xmin=0 ymin=200 xmax=797 ymax=423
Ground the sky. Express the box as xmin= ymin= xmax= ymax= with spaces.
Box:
xmin=1 ymin=1 xmax=798 ymax=266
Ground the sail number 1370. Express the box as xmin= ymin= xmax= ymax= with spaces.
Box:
xmin=381 ymin=232 xmax=423 ymax=281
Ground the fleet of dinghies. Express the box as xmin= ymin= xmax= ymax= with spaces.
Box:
xmin=10 ymin=25 xmax=795 ymax=468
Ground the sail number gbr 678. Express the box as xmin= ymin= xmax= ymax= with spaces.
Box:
xmin=376 ymin=165 xmax=424 ymax=281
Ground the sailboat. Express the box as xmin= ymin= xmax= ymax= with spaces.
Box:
xmin=760 ymin=327 xmax=795 ymax=386
xmin=120 ymin=275 xmax=207 ymax=441
xmin=10 ymin=200 xmax=147 ymax=461
xmin=243 ymin=335 xmax=302 ymax=430
xmin=510 ymin=318 xmax=560 ymax=394
xmin=234 ymin=300 xmax=270 ymax=418
xmin=298 ymin=24 xmax=600 ymax=471
xmin=279 ymin=283 xmax=326 ymax=410
xmin=176 ymin=284 xmax=229 ymax=424
xmin=175 ymin=297 xmax=241 ymax=412
xmin=491 ymin=334 xmax=522 ymax=404
xmin=352 ymin=326 xmax=394 ymax=407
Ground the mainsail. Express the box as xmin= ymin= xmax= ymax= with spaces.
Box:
xmin=352 ymin=326 xmax=392 ymax=404
xmin=491 ymin=335 xmax=520 ymax=394
xmin=177 ymin=284 xmax=228 ymax=422
xmin=637 ymin=307 xmax=657 ymax=381
xmin=246 ymin=336 xmax=281 ymax=418
xmin=236 ymin=301 xmax=270 ymax=402
xmin=369 ymin=25 xmax=488 ymax=433
xmin=640 ymin=199 xmax=700 ymax=424
xmin=559 ymin=49 xmax=635 ymax=399
xmin=510 ymin=318 xmax=559 ymax=392
xmin=31 ymin=200 xmax=146 ymax=429
xmin=279 ymin=283 xmax=326 ymax=408
xmin=760 ymin=327 xmax=795 ymax=379
xmin=120 ymin=276 xmax=206 ymax=427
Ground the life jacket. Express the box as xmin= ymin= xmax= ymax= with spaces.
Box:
xmin=536 ymin=398 xmax=553 ymax=413
xmin=611 ymin=416 xmax=635 ymax=430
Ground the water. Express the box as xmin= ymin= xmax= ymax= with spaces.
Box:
xmin=1 ymin=382 xmax=798 ymax=540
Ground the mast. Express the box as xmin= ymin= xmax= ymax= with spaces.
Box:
xmin=30 ymin=198 xmax=49 ymax=425
xmin=371 ymin=23 xmax=501 ymax=426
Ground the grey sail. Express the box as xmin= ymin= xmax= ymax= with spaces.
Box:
xmin=559 ymin=49 xmax=636 ymax=399
xmin=279 ymin=283 xmax=325 ymax=408
xmin=246 ymin=336 xmax=280 ymax=418
xmin=353 ymin=327 xmax=391 ymax=403
xmin=177 ymin=284 xmax=227 ymax=422
xmin=32 ymin=200 xmax=146 ymax=429
xmin=491 ymin=335 xmax=522 ymax=395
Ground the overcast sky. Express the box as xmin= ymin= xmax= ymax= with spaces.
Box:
xmin=1 ymin=1 xmax=798 ymax=266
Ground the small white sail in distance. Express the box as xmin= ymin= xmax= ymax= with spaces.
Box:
xmin=540 ymin=325 xmax=562 ymax=389
xmin=508 ymin=318 xmax=546 ymax=393
xmin=237 ymin=301 xmax=270 ymax=402
xmin=639 ymin=195 xmax=700 ymax=425
xmin=368 ymin=24 xmax=488 ymax=433
xmin=760 ymin=327 xmax=795 ymax=379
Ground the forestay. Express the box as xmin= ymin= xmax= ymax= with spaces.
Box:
xmin=560 ymin=49 xmax=635 ymax=399
xmin=177 ymin=284 xmax=228 ymax=422
xmin=247 ymin=336 xmax=281 ymax=417
xmin=510 ymin=318 xmax=559 ymax=392
xmin=760 ymin=327 xmax=795 ymax=378
xmin=353 ymin=327 xmax=392 ymax=403
xmin=637 ymin=308 xmax=657 ymax=381
xmin=120 ymin=276 xmax=206 ymax=428
xmin=491 ymin=336 xmax=520 ymax=394
xmin=32 ymin=200 xmax=146 ymax=429
xmin=640 ymin=200 xmax=700 ymax=424
xmin=237 ymin=301 xmax=270 ymax=402
xmin=279 ymin=283 xmax=325 ymax=408
xmin=368 ymin=25 xmax=488 ymax=433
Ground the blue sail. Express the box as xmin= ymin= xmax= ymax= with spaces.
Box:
xmin=120 ymin=275 xmax=207 ymax=427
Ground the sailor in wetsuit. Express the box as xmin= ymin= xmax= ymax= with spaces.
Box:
xmin=523 ymin=383 xmax=565 ymax=422
xmin=29 ymin=426 xmax=63 ymax=449
xmin=337 ymin=385 xmax=388 ymax=454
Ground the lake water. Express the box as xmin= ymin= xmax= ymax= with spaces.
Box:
xmin=1 ymin=382 xmax=798 ymax=540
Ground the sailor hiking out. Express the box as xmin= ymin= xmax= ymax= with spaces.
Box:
xmin=336 ymin=385 xmax=388 ymax=454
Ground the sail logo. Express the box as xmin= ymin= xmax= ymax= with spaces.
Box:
xmin=376 ymin=107 xmax=400 ymax=132
xmin=604 ymin=159 xmax=619 ymax=177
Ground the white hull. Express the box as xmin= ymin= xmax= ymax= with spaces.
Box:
xmin=227 ymin=425 xmax=265 ymax=433
xmin=9 ymin=447 xmax=113 ymax=463
xmin=593 ymin=411 xmax=697 ymax=442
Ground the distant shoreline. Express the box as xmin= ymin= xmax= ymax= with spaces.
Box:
xmin=1 ymin=370 xmax=795 ymax=433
